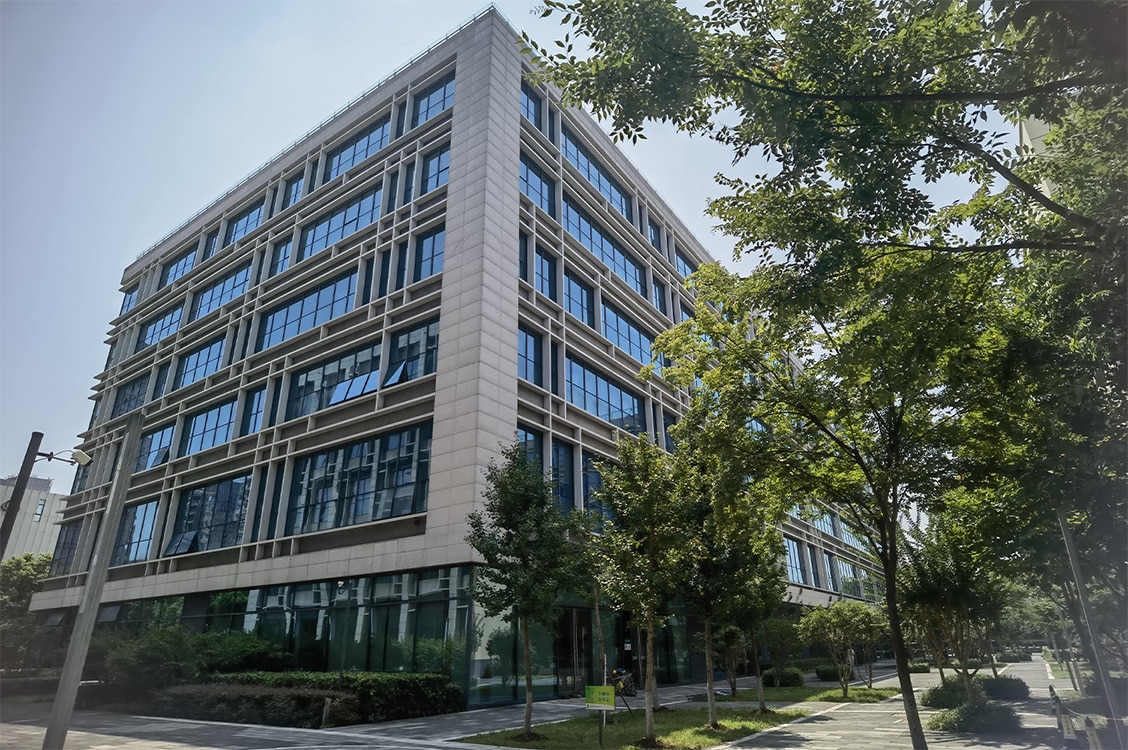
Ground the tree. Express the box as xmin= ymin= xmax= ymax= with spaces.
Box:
xmin=708 ymin=624 xmax=750 ymax=697
xmin=760 ymin=618 xmax=801 ymax=681
xmin=798 ymin=601 xmax=874 ymax=698
xmin=592 ymin=434 xmax=689 ymax=747
xmin=854 ymin=606 xmax=890 ymax=688
xmin=0 ymin=553 xmax=52 ymax=670
xmin=466 ymin=442 xmax=583 ymax=740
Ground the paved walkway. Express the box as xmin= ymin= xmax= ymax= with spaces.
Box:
xmin=0 ymin=657 xmax=1069 ymax=750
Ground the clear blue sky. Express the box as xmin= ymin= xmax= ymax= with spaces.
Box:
xmin=0 ymin=0 xmax=750 ymax=489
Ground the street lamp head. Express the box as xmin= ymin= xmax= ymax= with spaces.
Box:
xmin=35 ymin=448 xmax=93 ymax=466
xmin=70 ymin=449 xmax=93 ymax=467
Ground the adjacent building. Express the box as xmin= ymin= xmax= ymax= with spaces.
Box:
xmin=1 ymin=476 xmax=68 ymax=561
xmin=30 ymin=8 xmax=879 ymax=704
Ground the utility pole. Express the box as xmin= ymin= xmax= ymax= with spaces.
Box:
xmin=0 ymin=432 xmax=44 ymax=559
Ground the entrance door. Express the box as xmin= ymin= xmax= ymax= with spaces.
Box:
xmin=556 ymin=607 xmax=592 ymax=697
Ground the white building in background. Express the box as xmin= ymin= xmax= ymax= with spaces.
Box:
xmin=1 ymin=476 xmax=68 ymax=561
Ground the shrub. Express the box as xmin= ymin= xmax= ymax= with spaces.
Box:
xmin=151 ymin=684 xmax=360 ymax=728
xmin=927 ymin=697 xmax=1022 ymax=734
xmin=791 ymin=658 xmax=834 ymax=672
xmin=0 ymin=675 xmax=59 ymax=697
xmin=908 ymin=662 xmax=931 ymax=673
xmin=209 ymin=671 xmax=462 ymax=722
xmin=994 ymin=651 xmax=1032 ymax=664
xmin=760 ymin=667 xmax=804 ymax=687
xmin=980 ymin=675 xmax=1030 ymax=700
xmin=104 ymin=627 xmax=198 ymax=687
xmin=815 ymin=664 xmax=847 ymax=682
xmin=192 ymin=630 xmax=290 ymax=674
xmin=921 ymin=679 xmax=971 ymax=708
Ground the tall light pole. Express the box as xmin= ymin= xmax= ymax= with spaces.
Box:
xmin=43 ymin=412 xmax=141 ymax=750
xmin=1 ymin=432 xmax=92 ymax=560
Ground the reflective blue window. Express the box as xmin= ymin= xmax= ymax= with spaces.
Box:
xmin=49 ymin=521 xmax=83 ymax=576
xmin=675 ymin=249 xmax=696 ymax=279
xmin=112 ymin=374 xmax=149 ymax=418
xmin=563 ymin=195 xmax=644 ymax=297
xmin=257 ymin=272 xmax=357 ymax=352
xmin=136 ymin=306 xmax=183 ymax=352
xmin=413 ymin=225 xmax=444 ymax=282
xmin=111 ymin=500 xmax=159 ymax=566
xmin=180 ymin=400 xmax=237 ymax=456
xmin=325 ymin=116 xmax=391 ymax=181
xmin=175 ymin=337 xmax=225 ymax=389
xmin=241 ymin=386 xmax=267 ymax=435
xmin=384 ymin=319 xmax=439 ymax=387
xmin=282 ymin=174 xmax=304 ymax=209
xmin=535 ymin=246 xmax=556 ymax=301
xmin=565 ymin=355 xmax=646 ymax=433
xmin=402 ymin=163 xmax=415 ymax=204
xmin=411 ymin=72 xmax=455 ymax=128
xmin=270 ymin=239 xmax=292 ymax=277
xmin=582 ymin=451 xmax=605 ymax=519
xmin=120 ymin=287 xmax=138 ymax=315
xmin=652 ymin=280 xmax=667 ymax=315
xmin=663 ymin=411 xmax=677 ymax=452
xmin=784 ymin=537 xmax=806 ymax=584
xmin=167 ymin=474 xmax=251 ymax=554
xmin=202 ymin=229 xmax=220 ymax=261
xmin=298 ymin=186 xmax=381 ymax=262
xmin=160 ymin=246 xmax=196 ymax=288
xmin=517 ymin=426 xmax=543 ymax=465
xmin=421 ymin=143 xmax=450 ymax=194
xmin=152 ymin=362 xmax=170 ymax=400
xmin=552 ymin=440 xmax=575 ymax=513
xmin=808 ymin=546 xmax=821 ymax=588
xmin=520 ymin=82 xmax=542 ymax=129
xmin=562 ymin=126 xmax=631 ymax=221
xmin=135 ymin=424 xmax=175 ymax=472
xmin=224 ymin=201 xmax=264 ymax=247
xmin=190 ymin=263 xmax=251 ymax=320
xmin=286 ymin=422 xmax=432 ymax=535
xmin=814 ymin=512 xmax=838 ymax=538
xmin=518 ymin=326 xmax=542 ymax=386
xmin=564 ymin=272 xmax=594 ymax=327
xmin=841 ymin=523 xmax=867 ymax=551
xmin=680 ymin=305 xmax=692 ymax=323
xmin=823 ymin=551 xmax=839 ymax=591
xmin=648 ymin=220 xmax=662 ymax=252
xmin=519 ymin=153 xmax=555 ymax=217
xmin=602 ymin=302 xmax=653 ymax=363
xmin=286 ymin=340 xmax=382 ymax=420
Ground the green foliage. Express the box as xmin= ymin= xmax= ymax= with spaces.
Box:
xmin=193 ymin=629 xmax=290 ymax=674
xmin=815 ymin=665 xmax=843 ymax=682
xmin=0 ymin=553 xmax=51 ymax=622
xmin=927 ymin=696 xmax=1022 ymax=734
xmin=151 ymin=684 xmax=360 ymax=728
xmin=759 ymin=619 xmax=801 ymax=676
xmin=798 ymin=602 xmax=883 ymax=696
xmin=921 ymin=679 xmax=973 ymax=708
xmin=980 ymin=675 xmax=1030 ymax=700
xmin=698 ymin=623 xmax=750 ymax=695
xmin=104 ymin=627 xmax=198 ymax=687
xmin=208 ymin=671 xmax=462 ymax=722
xmin=761 ymin=667 xmax=804 ymax=687
xmin=908 ymin=662 xmax=931 ymax=673
xmin=790 ymin=658 xmax=834 ymax=672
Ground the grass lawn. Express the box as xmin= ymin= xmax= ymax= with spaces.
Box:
xmin=461 ymin=708 xmax=806 ymax=750
xmin=1048 ymin=662 xmax=1090 ymax=682
xmin=719 ymin=686 xmax=900 ymax=703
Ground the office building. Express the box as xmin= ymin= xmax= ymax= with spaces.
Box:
xmin=30 ymin=9 xmax=879 ymax=705
xmin=1 ymin=476 xmax=68 ymax=561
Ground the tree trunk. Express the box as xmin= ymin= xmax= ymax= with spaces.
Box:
xmin=750 ymin=630 xmax=767 ymax=711
xmin=986 ymin=624 xmax=999 ymax=678
xmin=882 ymin=540 xmax=929 ymax=750
xmin=704 ymin=616 xmax=718 ymax=727
xmin=592 ymin=588 xmax=610 ymax=727
xmin=644 ymin=610 xmax=657 ymax=745
xmin=522 ymin=616 xmax=534 ymax=737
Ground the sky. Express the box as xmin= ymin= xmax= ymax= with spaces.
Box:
xmin=0 ymin=0 xmax=755 ymax=490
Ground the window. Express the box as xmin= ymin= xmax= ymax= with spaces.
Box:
xmin=562 ymin=126 xmax=631 ymax=221
xmin=413 ymin=225 xmax=444 ymax=282
xmin=224 ymin=201 xmax=264 ymax=246
xmin=112 ymin=374 xmax=150 ymax=418
xmin=286 ymin=422 xmax=433 ymax=535
xmin=814 ymin=512 xmax=838 ymax=537
xmin=411 ymin=72 xmax=455 ymax=128
xmin=282 ymin=173 xmax=304 ymax=210
xmin=33 ymin=499 xmax=46 ymax=522
xmin=111 ymin=500 xmax=158 ymax=566
xmin=582 ymin=451 xmax=604 ymax=517
xmin=190 ymin=263 xmax=251 ymax=320
xmin=270 ymin=239 xmax=292 ymax=277
xmin=565 ymin=355 xmax=646 ymax=433
xmin=675 ymin=249 xmax=696 ymax=279
xmin=564 ymin=272 xmax=594 ymax=327
xmin=807 ymin=546 xmax=821 ymax=588
xmin=823 ymin=551 xmax=839 ymax=591
xmin=520 ymin=82 xmax=542 ymax=128
xmin=563 ymin=195 xmax=644 ymax=297
xmin=325 ymin=115 xmax=391 ymax=181
xmin=257 ymin=272 xmax=357 ymax=351
xmin=663 ymin=411 xmax=677 ymax=453
xmin=136 ymin=305 xmax=183 ymax=352
xmin=602 ymin=302 xmax=653 ymax=364
xmin=518 ymin=326 xmax=542 ymax=386
xmin=152 ymin=362 xmax=170 ymax=399
xmin=383 ymin=319 xmax=439 ymax=387
xmin=680 ymin=305 xmax=693 ymax=323
xmin=385 ymin=172 xmax=399 ymax=213
xmin=135 ymin=424 xmax=175 ymax=472
xmin=402 ymin=163 xmax=415 ymax=204
xmin=241 ymin=386 xmax=267 ymax=435
xmin=72 ymin=463 xmax=91 ymax=494
xmin=784 ymin=537 xmax=806 ymax=584
xmin=517 ymin=426 xmax=543 ymax=464
xmin=420 ymin=143 xmax=450 ymax=194
xmin=180 ymin=400 xmax=237 ymax=456
xmin=160 ymin=246 xmax=196 ymax=288
xmin=202 ymin=229 xmax=220 ymax=261
xmin=49 ymin=521 xmax=83 ymax=576
xmin=552 ymin=440 xmax=575 ymax=512
xmin=168 ymin=474 xmax=252 ymax=554
xmin=648 ymin=220 xmax=662 ymax=252
xmin=534 ymin=246 xmax=556 ymax=300
xmin=519 ymin=153 xmax=555 ymax=217
xmin=286 ymin=340 xmax=382 ymax=420
xmin=298 ymin=186 xmax=382 ymax=262
xmin=841 ymin=523 xmax=867 ymax=551
xmin=175 ymin=338 xmax=225 ymax=389
xmin=120 ymin=287 xmax=138 ymax=315
xmin=839 ymin=559 xmax=862 ymax=598
xmin=652 ymin=280 xmax=667 ymax=315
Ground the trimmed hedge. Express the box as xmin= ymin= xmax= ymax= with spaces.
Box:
xmin=761 ymin=667 xmax=804 ymax=687
xmin=815 ymin=664 xmax=848 ymax=682
xmin=791 ymin=658 xmax=834 ymax=672
xmin=927 ymin=697 xmax=1022 ymax=734
xmin=908 ymin=662 xmax=931 ymax=673
xmin=921 ymin=680 xmax=971 ymax=708
xmin=980 ymin=675 xmax=1030 ymax=700
xmin=994 ymin=651 xmax=1032 ymax=663
xmin=152 ymin=684 xmax=359 ymax=728
xmin=0 ymin=675 xmax=59 ymax=697
xmin=208 ymin=671 xmax=462 ymax=722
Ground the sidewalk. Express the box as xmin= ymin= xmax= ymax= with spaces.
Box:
xmin=0 ymin=657 xmax=1064 ymax=750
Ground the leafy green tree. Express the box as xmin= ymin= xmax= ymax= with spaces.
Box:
xmin=0 ymin=553 xmax=52 ymax=670
xmin=854 ymin=606 xmax=890 ymax=688
xmin=466 ymin=442 xmax=584 ymax=739
xmin=592 ymin=434 xmax=690 ymax=746
xmin=760 ymin=618 xmax=801 ymax=680
xmin=798 ymin=601 xmax=874 ymax=697
xmin=707 ymin=624 xmax=750 ymax=696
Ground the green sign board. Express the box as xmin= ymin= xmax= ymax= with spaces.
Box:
xmin=585 ymin=685 xmax=615 ymax=710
